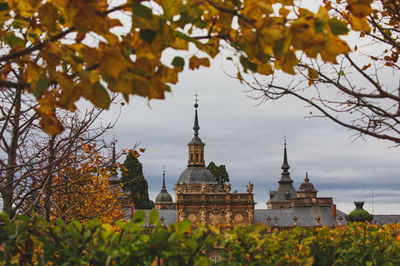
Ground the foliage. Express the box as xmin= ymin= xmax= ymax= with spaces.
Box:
xmin=207 ymin=161 xmax=229 ymax=184
xmin=0 ymin=86 xmax=117 ymax=219
xmin=0 ymin=0 xmax=372 ymax=135
xmin=121 ymin=152 xmax=153 ymax=209
xmin=1 ymin=211 xmax=400 ymax=265
xmin=48 ymin=143 xmax=125 ymax=224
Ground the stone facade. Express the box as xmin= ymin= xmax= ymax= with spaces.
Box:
xmin=175 ymin=190 xmax=255 ymax=226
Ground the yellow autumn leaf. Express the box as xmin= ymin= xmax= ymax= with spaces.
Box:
xmin=131 ymin=73 xmax=152 ymax=97
xmin=99 ymin=47 xmax=131 ymax=79
xmin=189 ymin=56 xmax=210 ymax=70
xmin=321 ymin=36 xmax=350 ymax=63
xmin=349 ymin=15 xmax=371 ymax=32
xmin=38 ymin=3 xmax=59 ymax=32
xmin=279 ymin=50 xmax=299 ymax=74
xmin=347 ymin=0 xmax=373 ymax=18
xmin=257 ymin=63 xmax=273 ymax=75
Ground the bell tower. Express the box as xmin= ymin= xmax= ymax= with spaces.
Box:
xmin=187 ymin=94 xmax=205 ymax=167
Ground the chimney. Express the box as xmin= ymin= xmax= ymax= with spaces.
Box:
xmin=332 ymin=204 xmax=337 ymax=218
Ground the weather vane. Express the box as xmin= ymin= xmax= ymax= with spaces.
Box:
xmin=195 ymin=93 xmax=199 ymax=105
xmin=162 ymin=165 xmax=166 ymax=175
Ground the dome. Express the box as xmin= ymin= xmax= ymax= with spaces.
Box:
xmin=177 ymin=167 xmax=217 ymax=184
xmin=297 ymin=173 xmax=317 ymax=193
xmin=155 ymin=191 xmax=173 ymax=203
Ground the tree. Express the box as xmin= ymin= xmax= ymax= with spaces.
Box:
xmin=0 ymin=84 xmax=118 ymax=219
xmin=49 ymin=143 xmax=125 ymax=224
xmin=121 ymin=152 xmax=153 ymax=209
xmin=1 ymin=0 xmax=370 ymax=136
xmin=241 ymin=0 xmax=400 ymax=145
xmin=207 ymin=161 xmax=229 ymax=184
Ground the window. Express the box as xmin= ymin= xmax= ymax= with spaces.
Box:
xmin=190 ymin=153 xmax=193 ymax=162
xmin=195 ymin=152 xmax=199 ymax=162
xmin=201 ymin=152 xmax=203 ymax=162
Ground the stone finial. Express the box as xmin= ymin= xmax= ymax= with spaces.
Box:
xmin=266 ymin=216 xmax=271 ymax=225
xmin=178 ymin=209 xmax=185 ymax=222
xmin=273 ymin=216 xmax=278 ymax=226
xmin=224 ymin=183 xmax=231 ymax=193
xmin=315 ymin=215 xmax=321 ymax=226
xmin=246 ymin=181 xmax=254 ymax=193
xmin=160 ymin=216 xmax=165 ymax=226
xmin=338 ymin=216 xmax=343 ymax=226
xmin=293 ymin=216 xmax=297 ymax=226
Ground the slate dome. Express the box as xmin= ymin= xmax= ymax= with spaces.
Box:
xmin=177 ymin=167 xmax=217 ymax=185
xmin=155 ymin=191 xmax=173 ymax=203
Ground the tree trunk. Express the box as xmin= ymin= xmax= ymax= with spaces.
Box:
xmin=2 ymin=88 xmax=21 ymax=219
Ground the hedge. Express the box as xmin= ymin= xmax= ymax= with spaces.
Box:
xmin=1 ymin=211 xmax=399 ymax=265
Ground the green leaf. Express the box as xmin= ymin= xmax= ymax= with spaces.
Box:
xmin=33 ymin=74 xmax=50 ymax=99
xmin=177 ymin=220 xmax=191 ymax=234
xmin=5 ymin=32 xmax=25 ymax=49
xmin=148 ymin=209 xmax=159 ymax=225
xmin=139 ymin=29 xmax=157 ymax=44
xmin=133 ymin=3 xmax=153 ymax=19
xmin=91 ymin=82 xmax=110 ymax=109
xmin=172 ymin=56 xmax=185 ymax=68
xmin=329 ymin=18 xmax=349 ymax=35
xmin=314 ymin=18 xmax=327 ymax=33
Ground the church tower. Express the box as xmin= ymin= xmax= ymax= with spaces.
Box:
xmin=267 ymin=139 xmax=297 ymax=209
xmin=175 ymin=96 xmax=217 ymax=193
xmin=187 ymin=98 xmax=205 ymax=167
xmin=174 ymin=97 xmax=254 ymax=226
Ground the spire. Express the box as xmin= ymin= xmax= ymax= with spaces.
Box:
xmin=281 ymin=136 xmax=290 ymax=173
xmin=110 ymin=139 xmax=119 ymax=184
xmin=112 ymin=140 xmax=116 ymax=164
xmin=193 ymin=94 xmax=200 ymax=136
xmin=161 ymin=165 xmax=167 ymax=192
xmin=279 ymin=137 xmax=293 ymax=184
xmin=187 ymin=94 xmax=205 ymax=167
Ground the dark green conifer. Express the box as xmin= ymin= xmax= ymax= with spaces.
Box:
xmin=121 ymin=153 xmax=153 ymax=209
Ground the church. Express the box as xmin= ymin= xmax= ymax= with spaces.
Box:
xmin=127 ymin=100 xmax=348 ymax=229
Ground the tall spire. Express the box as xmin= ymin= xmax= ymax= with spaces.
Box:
xmin=161 ymin=165 xmax=167 ymax=192
xmin=193 ymin=93 xmax=200 ymax=136
xmin=112 ymin=140 xmax=116 ymax=164
xmin=281 ymin=136 xmax=290 ymax=172
xmin=279 ymin=136 xmax=293 ymax=184
xmin=110 ymin=139 xmax=119 ymax=184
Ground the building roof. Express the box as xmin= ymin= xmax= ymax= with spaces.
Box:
xmin=254 ymin=207 xmax=347 ymax=227
xmin=177 ymin=167 xmax=217 ymax=185
xmin=268 ymin=141 xmax=297 ymax=203
xmin=297 ymin=172 xmax=318 ymax=193
xmin=371 ymin=215 xmax=400 ymax=225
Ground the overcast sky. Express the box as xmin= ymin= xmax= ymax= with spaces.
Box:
xmin=99 ymin=58 xmax=399 ymax=215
